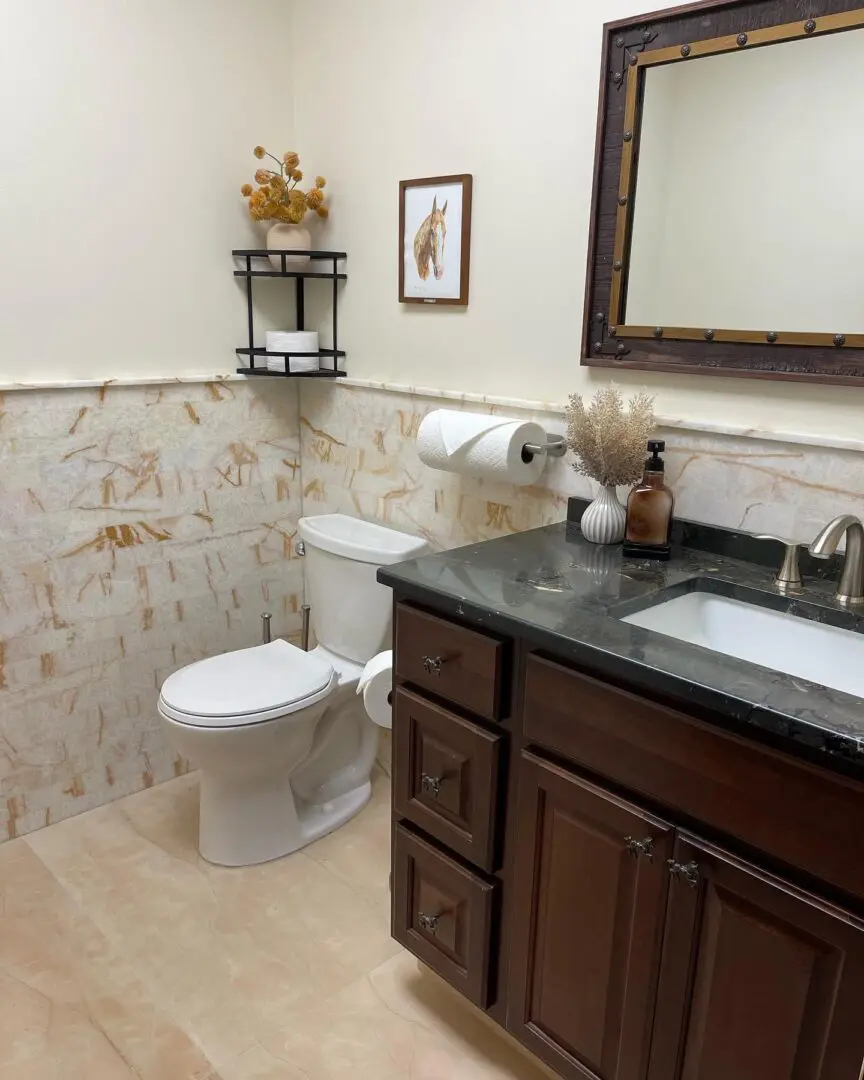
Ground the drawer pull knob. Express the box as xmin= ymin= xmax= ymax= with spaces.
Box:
xmin=625 ymin=836 xmax=654 ymax=859
xmin=420 ymin=773 xmax=442 ymax=797
xmin=421 ymin=655 xmax=444 ymax=676
xmin=418 ymin=912 xmax=439 ymax=934
xmin=668 ymin=859 xmax=701 ymax=888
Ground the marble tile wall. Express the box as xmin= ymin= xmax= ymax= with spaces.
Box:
xmin=298 ymin=382 xmax=864 ymax=552
xmin=6 ymin=376 xmax=864 ymax=843
xmin=0 ymin=380 xmax=303 ymax=841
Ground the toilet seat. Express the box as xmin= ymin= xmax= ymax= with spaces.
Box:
xmin=159 ymin=640 xmax=336 ymax=728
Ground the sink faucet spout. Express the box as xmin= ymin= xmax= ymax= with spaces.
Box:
xmin=808 ymin=515 xmax=864 ymax=605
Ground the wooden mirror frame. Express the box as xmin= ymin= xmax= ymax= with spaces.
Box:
xmin=582 ymin=0 xmax=864 ymax=386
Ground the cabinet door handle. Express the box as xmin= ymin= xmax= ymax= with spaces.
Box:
xmin=625 ymin=835 xmax=654 ymax=859
xmin=418 ymin=912 xmax=439 ymax=934
xmin=421 ymin=655 xmax=444 ymax=676
xmin=668 ymin=859 xmax=701 ymax=888
xmin=420 ymin=773 xmax=442 ymax=797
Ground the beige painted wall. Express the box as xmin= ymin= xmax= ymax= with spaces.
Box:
xmin=0 ymin=0 xmax=293 ymax=382
xmin=291 ymin=0 xmax=864 ymax=441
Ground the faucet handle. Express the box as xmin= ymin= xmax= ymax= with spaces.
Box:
xmin=754 ymin=535 xmax=804 ymax=592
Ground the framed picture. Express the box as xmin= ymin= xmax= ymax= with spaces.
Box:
xmin=399 ymin=174 xmax=473 ymax=305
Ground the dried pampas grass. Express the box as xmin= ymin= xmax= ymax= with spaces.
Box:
xmin=566 ymin=385 xmax=655 ymax=488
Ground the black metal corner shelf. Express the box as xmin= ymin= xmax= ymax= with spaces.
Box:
xmin=233 ymin=249 xmax=347 ymax=379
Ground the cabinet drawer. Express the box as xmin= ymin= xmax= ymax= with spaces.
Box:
xmin=523 ymin=652 xmax=864 ymax=902
xmin=395 ymin=604 xmax=504 ymax=720
xmin=393 ymin=687 xmax=502 ymax=870
xmin=392 ymin=823 xmax=497 ymax=1008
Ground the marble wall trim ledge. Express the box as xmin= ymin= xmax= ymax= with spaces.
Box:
xmin=0 ymin=373 xmax=244 ymax=393
xmin=9 ymin=375 xmax=864 ymax=456
xmin=339 ymin=378 xmax=864 ymax=456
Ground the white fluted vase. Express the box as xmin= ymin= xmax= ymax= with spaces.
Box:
xmin=580 ymin=485 xmax=627 ymax=545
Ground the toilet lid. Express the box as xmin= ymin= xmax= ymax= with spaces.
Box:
xmin=159 ymin=640 xmax=334 ymax=727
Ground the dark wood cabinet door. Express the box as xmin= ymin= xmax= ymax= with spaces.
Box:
xmin=392 ymin=823 xmax=497 ymax=1008
xmin=507 ymin=752 xmax=674 ymax=1080
xmin=393 ymin=687 xmax=502 ymax=870
xmin=395 ymin=603 xmax=504 ymax=720
xmin=649 ymin=833 xmax=864 ymax=1080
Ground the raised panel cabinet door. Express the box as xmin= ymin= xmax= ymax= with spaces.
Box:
xmin=393 ymin=687 xmax=502 ymax=869
xmin=648 ymin=833 xmax=864 ymax=1080
xmin=392 ymin=823 xmax=497 ymax=1008
xmin=507 ymin=751 xmax=674 ymax=1080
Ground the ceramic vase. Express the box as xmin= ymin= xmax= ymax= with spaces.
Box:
xmin=580 ymin=484 xmax=627 ymax=545
xmin=266 ymin=223 xmax=312 ymax=271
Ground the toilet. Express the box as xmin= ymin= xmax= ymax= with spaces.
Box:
xmin=158 ymin=513 xmax=428 ymax=866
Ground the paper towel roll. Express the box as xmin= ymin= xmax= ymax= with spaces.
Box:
xmin=357 ymin=650 xmax=393 ymax=729
xmin=417 ymin=409 xmax=546 ymax=486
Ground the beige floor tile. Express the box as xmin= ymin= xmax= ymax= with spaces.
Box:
xmin=26 ymin=770 xmax=400 ymax=1066
xmin=257 ymin=951 xmax=553 ymax=1080
xmin=303 ymin=764 xmax=392 ymax=915
xmin=10 ymin=769 xmax=549 ymax=1080
xmin=0 ymin=839 xmax=215 ymax=1080
xmin=217 ymin=1044 xmax=313 ymax=1080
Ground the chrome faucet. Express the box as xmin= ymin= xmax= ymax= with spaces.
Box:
xmin=808 ymin=515 xmax=864 ymax=606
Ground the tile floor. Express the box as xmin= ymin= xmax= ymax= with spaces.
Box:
xmin=1 ymin=768 xmax=551 ymax=1079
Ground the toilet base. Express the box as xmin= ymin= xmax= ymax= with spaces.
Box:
xmin=198 ymin=771 xmax=372 ymax=867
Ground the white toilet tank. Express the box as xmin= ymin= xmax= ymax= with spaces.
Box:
xmin=297 ymin=514 xmax=428 ymax=664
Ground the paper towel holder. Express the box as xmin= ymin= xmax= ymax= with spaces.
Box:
xmin=521 ymin=434 xmax=567 ymax=462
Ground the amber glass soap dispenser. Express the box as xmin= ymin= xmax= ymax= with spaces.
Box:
xmin=623 ymin=440 xmax=674 ymax=560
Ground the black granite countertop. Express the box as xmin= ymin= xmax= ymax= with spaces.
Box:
xmin=378 ymin=518 xmax=864 ymax=779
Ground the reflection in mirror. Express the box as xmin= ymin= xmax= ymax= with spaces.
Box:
xmin=625 ymin=30 xmax=864 ymax=334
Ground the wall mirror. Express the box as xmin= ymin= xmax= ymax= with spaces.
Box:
xmin=582 ymin=1 xmax=864 ymax=385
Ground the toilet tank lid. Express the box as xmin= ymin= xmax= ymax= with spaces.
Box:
xmin=298 ymin=514 xmax=428 ymax=565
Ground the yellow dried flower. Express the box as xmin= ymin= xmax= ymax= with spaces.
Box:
xmin=283 ymin=151 xmax=300 ymax=169
xmin=315 ymin=176 xmax=326 ymax=188
xmin=290 ymin=169 xmax=303 ymax=182
xmin=253 ymin=145 xmax=266 ymax=159
xmin=240 ymin=183 xmax=253 ymax=197
xmin=288 ymin=188 xmax=306 ymax=204
xmin=287 ymin=203 xmax=306 ymax=225
xmin=249 ymin=190 xmax=266 ymax=206
xmin=316 ymin=205 xmax=329 ymax=219
xmin=270 ymin=174 xmax=286 ymax=193
xmin=305 ymin=188 xmax=324 ymax=210
xmin=254 ymin=168 xmax=272 ymax=184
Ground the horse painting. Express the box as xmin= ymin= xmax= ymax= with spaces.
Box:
xmin=413 ymin=195 xmax=447 ymax=281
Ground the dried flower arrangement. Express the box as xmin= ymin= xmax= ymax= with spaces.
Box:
xmin=565 ymin=385 xmax=656 ymax=488
xmin=241 ymin=146 xmax=329 ymax=224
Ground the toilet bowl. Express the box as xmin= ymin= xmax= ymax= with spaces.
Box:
xmin=158 ymin=514 xmax=427 ymax=866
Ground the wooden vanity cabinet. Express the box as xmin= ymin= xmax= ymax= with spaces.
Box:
xmin=389 ymin=599 xmax=864 ymax=1080
xmin=508 ymin=753 xmax=674 ymax=1080
xmin=648 ymin=834 xmax=864 ymax=1080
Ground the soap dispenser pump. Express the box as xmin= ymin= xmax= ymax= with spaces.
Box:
xmin=623 ymin=439 xmax=674 ymax=560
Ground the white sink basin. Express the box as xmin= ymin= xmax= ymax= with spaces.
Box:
xmin=621 ymin=591 xmax=864 ymax=699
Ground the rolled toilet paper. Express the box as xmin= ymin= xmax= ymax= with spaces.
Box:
xmin=417 ymin=409 xmax=546 ymax=486
xmin=357 ymin=650 xmax=393 ymax=729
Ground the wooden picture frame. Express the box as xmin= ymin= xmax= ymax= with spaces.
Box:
xmin=399 ymin=174 xmax=473 ymax=305
xmin=581 ymin=0 xmax=864 ymax=386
